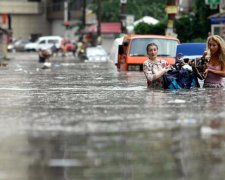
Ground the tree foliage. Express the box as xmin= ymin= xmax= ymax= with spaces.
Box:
xmin=88 ymin=0 xmax=167 ymax=22
xmin=134 ymin=19 xmax=167 ymax=35
xmin=126 ymin=0 xmax=167 ymax=21
xmin=88 ymin=0 xmax=220 ymax=42
xmin=174 ymin=0 xmax=219 ymax=42
xmin=174 ymin=15 xmax=196 ymax=42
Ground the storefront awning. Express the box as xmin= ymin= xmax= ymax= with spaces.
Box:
xmin=84 ymin=22 xmax=121 ymax=33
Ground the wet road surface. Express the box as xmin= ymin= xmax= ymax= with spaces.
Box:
xmin=0 ymin=52 xmax=225 ymax=180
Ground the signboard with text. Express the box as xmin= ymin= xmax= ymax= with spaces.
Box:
xmin=0 ymin=14 xmax=8 ymax=29
xmin=120 ymin=0 xmax=127 ymax=4
xmin=165 ymin=5 xmax=178 ymax=14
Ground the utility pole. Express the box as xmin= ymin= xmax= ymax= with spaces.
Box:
xmin=120 ymin=0 xmax=127 ymax=34
xmin=64 ymin=0 xmax=69 ymax=24
xmin=64 ymin=0 xmax=70 ymax=38
xmin=8 ymin=15 xmax=11 ymax=30
xmin=97 ymin=0 xmax=101 ymax=45
xmin=166 ymin=0 xmax=178 ymax=37
xmin=82 ymin=0 xmax=86 ymax=27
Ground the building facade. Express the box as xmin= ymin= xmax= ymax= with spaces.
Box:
xmin=207 ymin=0 xmax=225 ymax=36
xmin=0 ymin=0 xmax=84 ymax=41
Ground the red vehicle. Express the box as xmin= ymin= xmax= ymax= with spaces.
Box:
xmin=118 ymin=34 xmax=180 ymax=71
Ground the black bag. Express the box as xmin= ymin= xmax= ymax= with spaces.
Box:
xmin=190 ymin=57 xmax=208 ymax=80
xmin=163 ymin=68 xmax=199 ymax=90
xmin=163 ymin=70 xmax=180 ymax=89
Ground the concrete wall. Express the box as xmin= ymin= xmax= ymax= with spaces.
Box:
xmin=12 ymin=14 xmax=51 ymax=40
xmin=0 ymin=1 xmax=42 ymax=14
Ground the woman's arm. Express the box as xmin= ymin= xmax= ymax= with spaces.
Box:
xmin=143 ymin=62 xmax=167 ymax=82
xmin=206 ymin=68 xmax=225 ymax=77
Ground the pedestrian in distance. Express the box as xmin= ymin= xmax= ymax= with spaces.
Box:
xmin=143 ymin=43 xmax=171 ymax=88
xmin=0 ymin=27 xmax=10 ymax=62
xmin=75 ymin=37 xmax=86 ymax=60
xmin=38 ymin=47 xmax=52 ymax=69
xmin=203 ymin=35 xmax=225 ymax=88
xmin=51 ymin=43 xmax=58 ymax=57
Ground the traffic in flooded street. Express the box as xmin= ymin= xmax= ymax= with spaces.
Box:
xmin=0 ymin=52 xmax=225 ymax=180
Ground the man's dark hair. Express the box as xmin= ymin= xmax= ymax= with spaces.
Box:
xmin=183 ymin=58 xmax=189 ymax=63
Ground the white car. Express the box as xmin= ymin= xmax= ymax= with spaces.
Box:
xmin=24 ymin=42 xmax=37 ymax=52
xmin=25 ymin=36 xmax=62 ymax=52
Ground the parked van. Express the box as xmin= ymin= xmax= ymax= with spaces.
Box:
xmin=25 ymin=36 xmax=63 ymax=51
xmin=117 ymin=34 xmax=179 ymax=71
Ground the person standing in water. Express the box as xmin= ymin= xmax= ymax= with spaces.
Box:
xmin=38 ymin=47 xmax=52 ymax=69
xmin=143 ymin=43 xmax=170 ymax=88
xmin=203 ymin=35 xmax=225 ymax=88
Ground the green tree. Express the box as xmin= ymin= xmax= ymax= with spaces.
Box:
xmin=174 ymin=14 xmax=196 ymax=42
xmin=101 ymin=0 xmax=121 ymax=22
xmin=88 ymin=0 xmax=219 ymax=42
xmin=127 ymin=0 xmax=167 ymax=21
xmin=192 ymin=0 xmax=217 ymax=39
xmin=174 ymin=0 xmax=218 ymax=42
xmin=88 ymin=0 xmax=167 ymax=22
xmin=134 ymin=19 xmax=167 ymax=35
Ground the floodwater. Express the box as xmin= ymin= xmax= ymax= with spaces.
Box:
xmin=0 ymin=53 xmax=225 ymax=180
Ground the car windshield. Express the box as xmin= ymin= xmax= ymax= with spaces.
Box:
xmin=129 ymin=38 xmax=178 ymax=57
xmin=14 ymin=40 xmax=28 ymax=45
xmin=48 ymin=39 xmax=59 ymax=44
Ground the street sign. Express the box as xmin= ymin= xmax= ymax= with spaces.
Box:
xmin=0 ymin=14 xmax=8 ymax=29
xmin=205 ymin=0 xmax=220 ymax=9
xmin=120 ymin=0 xmax=127 ymax=4
xmin=126 ymin=15 xmax=134 ymax=26
xmin=165 ymin=5 xmax=178 ymax=14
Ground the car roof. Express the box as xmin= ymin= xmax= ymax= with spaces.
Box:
xmin=124 ymin=34 xmax=179 ymax=41
xmin=176 ymin=43 xmax=206 ymax=56
xmin=38 ymin=36 xmax=62 ymax=40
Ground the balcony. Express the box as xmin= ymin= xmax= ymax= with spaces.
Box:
xmin=0 ymin=1 xmax=43 ymax=14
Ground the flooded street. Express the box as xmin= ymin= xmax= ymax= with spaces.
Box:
xmin=0 ymin=52 xmax=225 ymax=180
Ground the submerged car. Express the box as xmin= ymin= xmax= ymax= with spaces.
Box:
xmin=176 ymin=42 xmax=206 ymax=60
xmin=85 ymin=46 xmax=109 ymax=61
xmin=13 ymin=39 xmax=31 ymax=52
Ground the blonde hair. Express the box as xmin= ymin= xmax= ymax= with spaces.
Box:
xmin=206 ymin=35 xmax=225 ymax=68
